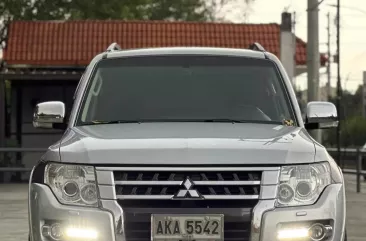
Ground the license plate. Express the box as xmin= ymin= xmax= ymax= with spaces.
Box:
xmin=151 ymin=214 xmax=224 ymax=241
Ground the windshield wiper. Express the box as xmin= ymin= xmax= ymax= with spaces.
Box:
xmin=80 ymin=119 xmax=284 ymax=126
xmin=202 ymin=119 xmax=283 ymax=125
xmin=80 ymin=120 xmax=141 ymax=126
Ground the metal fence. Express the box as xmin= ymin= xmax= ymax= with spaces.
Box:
xmin=327 ymin=148 xmax=366 ymax=193
xmin=0 ymin=148 xmax=45 ymax=174
xmin=0 ymin=147 xmax=365 ymax=192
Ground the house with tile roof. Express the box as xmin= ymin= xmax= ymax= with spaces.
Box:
xmin=2 ymin=20 xmax=326 ymax=73
xmin=0 ymin=17 xmax=327 ymax=179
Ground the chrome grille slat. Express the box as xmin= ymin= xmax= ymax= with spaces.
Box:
xmin=117 ymin=195 xmax=173 ymax=199
xmin=114 ymin=181 xmax=183 ymax=185
xmin=203 ymin=195 xmax=259 ymax=200
xmin=194 ymin=181 xmax=261 ymax=185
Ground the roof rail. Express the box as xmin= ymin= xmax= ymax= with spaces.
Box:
xmin=106 ymin=43 xmax=122 ymax=52
xmin=248 ymin=42 xmax=266 ymax=52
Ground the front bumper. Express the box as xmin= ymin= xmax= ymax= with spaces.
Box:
xmin=29 ymin=184 xmax=115 ymax=241
xmin=29 ymin=183 xmax=346 ymax=241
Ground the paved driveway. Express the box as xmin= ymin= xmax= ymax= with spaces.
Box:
xmin=0 ymin=175 xmax=366 ymax=241
xmin=0 ymin=184 xmax=28 ymax=241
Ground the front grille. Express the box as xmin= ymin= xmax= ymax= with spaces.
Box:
xmin=96 ymin=166 xmax=280 ymax=241
xmin=124 ymin=212 xmax=251 ymax=241
xmin=113 ymin=170 xmax=262 ymax=200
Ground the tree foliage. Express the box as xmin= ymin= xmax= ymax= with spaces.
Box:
xmin=0 ymin=0 xmax=70 ymax=47
xmin=323 ymin=115 xmax=366 ymax=148
xmin=0 ymin=0 xmax=255 ymax=48
xmin=295 ymin=85 xmax=366 ymax=147
xmin=67 ymin=0 xmax=256 ymax=21
xmin=205 ymin=0 xmax=255 ymax=22
xmin=68 ymin=0 xmax=209 ymax=21
xmin=322 ymin=85 xmax=366 ymax=147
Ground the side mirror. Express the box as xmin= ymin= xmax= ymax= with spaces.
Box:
xmin=33 ymin=101 xmax=66 ymax=129
xmin=305 ymin=101 xmax=338 ymax=129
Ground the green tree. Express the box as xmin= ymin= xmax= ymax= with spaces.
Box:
xmin=68 ymin=0 xmax=209 ymax=21
xmin=205 ymin=0 xmax=255 ymax=22
xmin=67 ymin=0 xmax=257 ymax=21
xmin=322 ymin=85 xmax=366 ymax=147
xmin=1 ymin=0 xmax=255 ymax=47
xmin=323 ymin=115 xmax=366 ymax=147
xmin=0 ymin=0 xmax=70 ymax=47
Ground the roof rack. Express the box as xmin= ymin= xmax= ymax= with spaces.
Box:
xmin=248 ymin=42 xmax=266 ymax=52
xmin=106 ymin=43 xmax=122 ymax=52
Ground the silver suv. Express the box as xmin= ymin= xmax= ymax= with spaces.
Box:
xmin=29 ymin=43 xmax=346 ymax=241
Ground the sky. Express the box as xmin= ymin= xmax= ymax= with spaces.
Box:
xmin=223 ymin=0 xmax=366 ymax=93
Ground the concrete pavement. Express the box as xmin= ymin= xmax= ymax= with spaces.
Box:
xmin=0 ymin=184 xmax=28 ymax=241
xmin=0 ymin=175 xmax=366 ymax=241
xmin=343 ymin=174 xmax=366 ymax=241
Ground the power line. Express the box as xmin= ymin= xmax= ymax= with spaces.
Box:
xmin=327 ymin=3 xmax=366 ymax=15
xmin=329 ymin=77 xmax=361 ymax=81
xmin=295 ymin=24 xmax=366 ymax=29
xmin=296 ymin=75 xmax=362 ymax=82
xmin=337 ymin=27 xmax=366 ymax=29
xmin=333 ymin=14 xmax=366 ymax=17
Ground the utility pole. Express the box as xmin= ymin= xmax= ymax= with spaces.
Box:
xmin=327 ymin=12 xmax=331 ymax=101
xmin=307 ymin=0 xmax=321 ymax=142
xmin=336 ymin=0 xmax=341 ymax=164
xmin=280 ymin=12 xmax=295 ymax=87
xmin=362 ymin=71 xmax=366 ymax=118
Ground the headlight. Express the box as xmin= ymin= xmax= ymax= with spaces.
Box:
xmin=276 ymin=162 xmax=332 ymax=207
xmin=44 ymin=163 xmax=98 ymax=207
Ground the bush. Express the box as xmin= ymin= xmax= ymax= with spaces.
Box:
xmin=323 ymin=115 xmax=366 ymax=148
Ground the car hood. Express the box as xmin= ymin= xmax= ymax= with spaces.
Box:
xmin=58 ymin=123 xmax=316 ymax=165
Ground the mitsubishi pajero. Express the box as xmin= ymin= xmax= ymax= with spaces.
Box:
xmin=29 ymin=43 xmax=346 ymax=241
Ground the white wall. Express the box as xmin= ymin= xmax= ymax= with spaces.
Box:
xmin=280 ymin=31 xmax=295 ymax=86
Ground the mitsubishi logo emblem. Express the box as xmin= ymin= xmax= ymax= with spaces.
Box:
xmin=174 ymin=177 xmax=203 ymax=199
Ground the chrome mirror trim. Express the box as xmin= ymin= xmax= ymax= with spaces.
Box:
xmin=306 ymin=101 xmax=338 ymax=129
xmin=33 ymin=101 xmax=65 ymax=129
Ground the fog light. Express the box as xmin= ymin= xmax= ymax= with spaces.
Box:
xmin=309 ymin=223 xmax=332 ymax=241
xmin=65 ymin=227 xmax=98 ymax=239
xmin=277 ymin=227 xmax=309 ymax=240
xmin=50 ymin=223 xmax=63 ymax=240
xmin=42 ymin=223 xmax=64 ymax=240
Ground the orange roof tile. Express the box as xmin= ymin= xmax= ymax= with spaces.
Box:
xmin=3 ymin=20 xmax=326 ymax=67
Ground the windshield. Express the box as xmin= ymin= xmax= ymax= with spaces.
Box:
xmin=76 ymin=55 xmax=296 ymax=125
